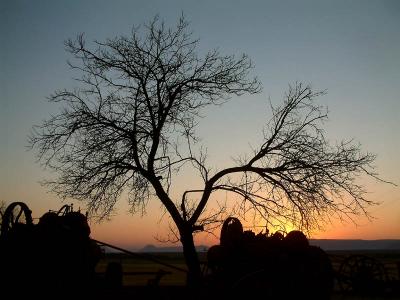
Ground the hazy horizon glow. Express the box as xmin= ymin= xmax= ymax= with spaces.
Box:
xmin=1 ymin=0 xmax=399 ymax=249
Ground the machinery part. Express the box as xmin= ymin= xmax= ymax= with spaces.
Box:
xmin=105 ymin=262 xmax=123 ymax=288
xmin=57 ymin=203 xmax=73 ymax=216
xmin=220 ymin=217 xmax=243 ymax=247
xmin=0 ymin=202 xmax=33 ymax=237
xmin=285 ymin=230 xmax=309 ymax=249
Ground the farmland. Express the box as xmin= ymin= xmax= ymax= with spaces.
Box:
xmin=94 ymin=249 xmax=400 ymax=299
xmin=95 ymin=251 xmax=199 ymax=286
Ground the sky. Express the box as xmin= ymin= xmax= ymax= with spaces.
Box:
xmin=1 ymin=0 xmax=399 ymax=249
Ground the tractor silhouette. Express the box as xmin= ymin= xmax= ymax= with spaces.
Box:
xmin=204 ymin=217 xmax=334 ymax=299
xmin=0 ymin=202 xmax=102 ymax=296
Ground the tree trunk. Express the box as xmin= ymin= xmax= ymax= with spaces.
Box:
xmin=180 ymin=226 xmax=202 ymax=286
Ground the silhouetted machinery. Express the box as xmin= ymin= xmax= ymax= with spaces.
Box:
xmin=0 ymin=202 xmax=102 ymax=295
xmin=205 ymin=217 xmax=334 ymax=299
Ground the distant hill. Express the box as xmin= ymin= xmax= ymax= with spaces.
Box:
xmin=139 ymin=244 xmax=209 ymax=253
xmin=138 ymin=240 xmax=400 ymax=252
xmin=310 ymin=239 xmax=400 ymax=251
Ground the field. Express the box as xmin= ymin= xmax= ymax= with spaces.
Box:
xmin=95 ymin=251 xmax=198 ymax=286
xmin=94 ymin=249 xmax=400 ymax=299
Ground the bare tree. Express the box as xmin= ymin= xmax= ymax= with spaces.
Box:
xmin=29 ymin=16 xmax=383 ymax=283
xmin=0 ymin=201 xmax=6 ymax=235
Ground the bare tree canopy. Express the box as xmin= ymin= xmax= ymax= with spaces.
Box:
xmin=30 ymin=16 xmax=260 ymax=221
xmin=29 ymin=15 xmax=385 ymax=281
xmin=209 ymin=83 xmax=380 ymax=232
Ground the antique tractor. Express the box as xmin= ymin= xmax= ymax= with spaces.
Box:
xmin=205 ymin=217 xmax=334 ymax=299
xmin=0 ymin=202 xmax=102 ymax=295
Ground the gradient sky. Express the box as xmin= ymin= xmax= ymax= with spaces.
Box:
xmin=1 ymin=0 xmax=399 ymax=249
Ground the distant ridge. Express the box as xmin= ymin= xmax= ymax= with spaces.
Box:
xmin=139 ymin=244 xmax=208 ymax=253
xmin=310 ymin=239 xmax=400 ymax=251
xmin=138 ymin=240 xmax=400 ymax=252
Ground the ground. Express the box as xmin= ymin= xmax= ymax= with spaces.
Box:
xmin=93 ymin=249 xmax=400 ymax=299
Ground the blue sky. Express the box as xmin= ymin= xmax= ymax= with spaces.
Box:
xmin=1 ymin=0 xmax=399 ymax=247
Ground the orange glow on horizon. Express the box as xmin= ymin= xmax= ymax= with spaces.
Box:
xmin=2 ymin=176 xmax=398 ymax=251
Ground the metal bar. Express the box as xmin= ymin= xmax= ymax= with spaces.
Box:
xmin=97 ymin=271 xmax=172 ymax=275
xmin=93 ymin=239 xmax=188 ymax=273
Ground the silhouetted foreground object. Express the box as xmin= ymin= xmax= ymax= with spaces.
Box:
xmin=205 ymin=217 xmax=334 ymax=299
xmin=105 ymin=261 xmax=123 ymax=289
xmin=336 ymin=254 xmax=400 ymax=296
xmin=0 ymin=202 xmax=102 ymax=296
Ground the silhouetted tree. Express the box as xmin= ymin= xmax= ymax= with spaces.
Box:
xmin=0 ymin=201 xmax=6 ymax=235
xmin=29 ymin=16 xmax=383 ymax=284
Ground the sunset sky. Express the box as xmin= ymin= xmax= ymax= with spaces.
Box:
xmin=1 ymin=0 xmax=399 ymax=250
